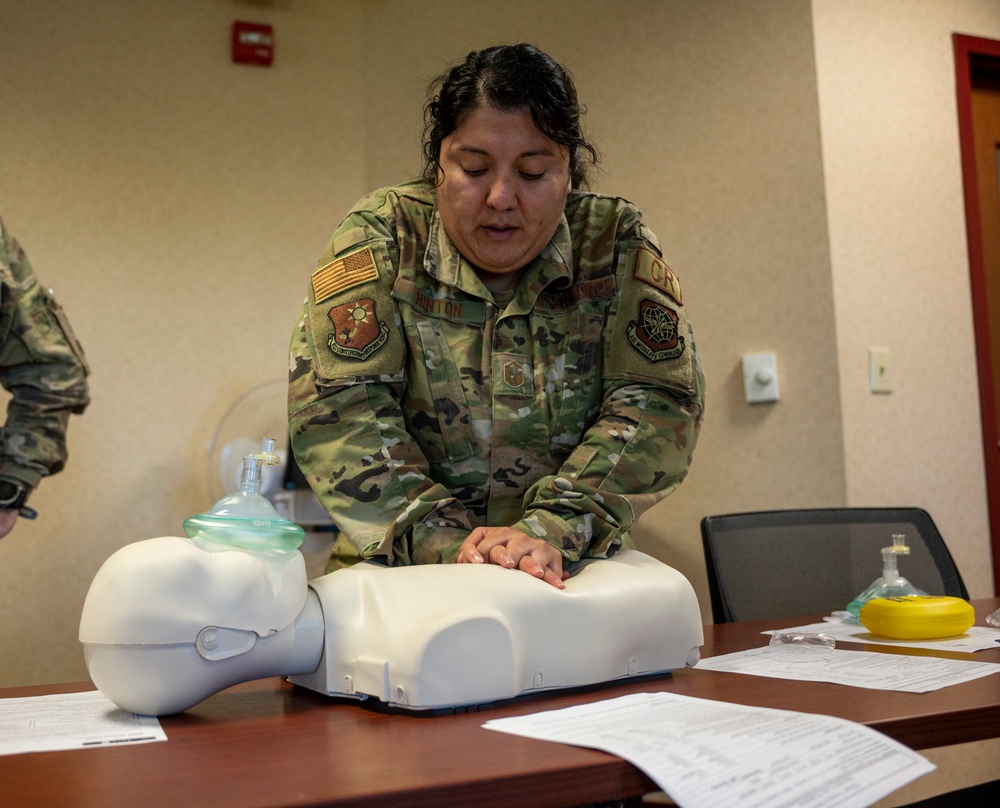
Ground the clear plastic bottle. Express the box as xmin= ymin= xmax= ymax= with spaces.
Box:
xmin=845 ymin=533 xmax=926 ymax=619
xmin=183 ymin=438 xmax=305 ymax=552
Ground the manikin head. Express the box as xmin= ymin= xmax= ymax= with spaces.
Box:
xmin=79 ymin=536 xmax=323 ymax=715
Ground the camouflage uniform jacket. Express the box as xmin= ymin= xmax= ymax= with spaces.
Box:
xmin=289 ymin=180 xmax=704 ymax=567
xmin=0 ymin=218 xmax=90 ymax=491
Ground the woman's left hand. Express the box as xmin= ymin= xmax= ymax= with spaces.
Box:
xmin=458 ymin=527 xmax=568 ymax=589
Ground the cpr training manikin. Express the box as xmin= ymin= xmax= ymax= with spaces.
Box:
xmin=78 ymin=440 xmax=704 ymax=716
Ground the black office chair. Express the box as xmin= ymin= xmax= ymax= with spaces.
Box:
xmin=701 ymin=507 xmax=969 ymax=623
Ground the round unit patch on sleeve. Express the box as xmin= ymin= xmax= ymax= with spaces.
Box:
xmin=627 ymin=298 xmax=685 ymax=362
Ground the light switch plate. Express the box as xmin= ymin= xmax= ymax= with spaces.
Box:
xmin=869 ymin=347 xmax=892 ymax=393
xmin=742 ymin=352 xmax=780 ymax=403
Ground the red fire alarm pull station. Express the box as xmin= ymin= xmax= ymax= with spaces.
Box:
xmin=232 ymin=21 xmax=274 ymax=66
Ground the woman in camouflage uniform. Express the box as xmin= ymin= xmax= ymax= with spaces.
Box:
xmin=289 ymin=44 xmax=704 ymax=588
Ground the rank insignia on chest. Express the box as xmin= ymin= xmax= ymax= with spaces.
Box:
xmin=627 ymin=298 xmax=685 ymax=362
xmin=327 ymin=298 xmax=389 ymax=360
xmin=503 ymin=360 xmax=526 ymax=388
xmin=312 ymin=246 xmax=378 ymax=304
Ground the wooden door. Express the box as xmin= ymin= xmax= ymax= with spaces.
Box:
xmin=955 ymin=34 xmax=1000 ymax=593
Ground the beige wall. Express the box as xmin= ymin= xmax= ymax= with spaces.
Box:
xmin=811 ymin=5 xmax=1000 ymax=795
xmin=0 ymin=0 xmax=996 ymax=694
xmin=814 ymin=0 xmax=1000 ymax=616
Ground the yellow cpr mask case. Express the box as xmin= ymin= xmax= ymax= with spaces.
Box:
xmin=859 ymin=596 xmax=975 ymax=640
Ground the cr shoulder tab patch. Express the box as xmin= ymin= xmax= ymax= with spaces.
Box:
xmin=327 ymin=297 xmax=389 ymax=360
xmin=626 ymin=298 xmax=685 ymax=362
xmin=312 ymin=246 xmax=378 ymax=304
xmin=634 ymin=247 xmax=682 ymax=305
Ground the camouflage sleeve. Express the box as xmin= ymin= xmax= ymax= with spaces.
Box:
xmin=288 ymin=206 xmax=474 ymax=566
xmin=0 ymin=218 xmax=91 ymax=490
xmin=511 ymin=239 xmax=705 ymax=562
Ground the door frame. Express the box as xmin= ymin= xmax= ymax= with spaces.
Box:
xmin=954 ymin=33 xmax=1000 ymax=593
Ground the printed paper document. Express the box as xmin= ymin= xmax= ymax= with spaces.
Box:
xmin=0 ymin=690 xmax=166 ymax=756
xmin=484 ymin=692 xmax=933 ymax=808
xmin=785 ymin=620 xmax=1000 ymax=653
xmin=695 ymin=646 xmax=1000 ymax=692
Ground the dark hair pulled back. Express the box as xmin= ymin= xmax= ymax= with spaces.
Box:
xmin=422 ymin=44 xmax=599 ymax=189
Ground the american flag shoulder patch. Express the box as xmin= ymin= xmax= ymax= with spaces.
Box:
xmin=312 ymin=246 xmax=378 ymax=304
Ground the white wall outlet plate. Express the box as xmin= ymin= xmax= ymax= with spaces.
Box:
xmin=742 ymin=352 xmax=780 ymax=403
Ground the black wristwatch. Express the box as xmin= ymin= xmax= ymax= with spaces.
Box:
xmin=0 ymin=481 xmax=37 ymax=519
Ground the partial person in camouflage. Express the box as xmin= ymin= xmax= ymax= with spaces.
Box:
xmin=0 ymin=217 xmax=90 ymax=540
xmin=289 ymin=44 xmax=704 ymax=587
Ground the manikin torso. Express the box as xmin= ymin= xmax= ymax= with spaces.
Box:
xmin=79 ymin=536 xmax=703 ymax=716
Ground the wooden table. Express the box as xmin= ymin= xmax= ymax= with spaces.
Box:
xmin=3 ymin=597 xmax=998 ymax=807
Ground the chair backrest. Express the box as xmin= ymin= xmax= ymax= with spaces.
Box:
xmin=701 ymin=507 xmax=969 ymax=623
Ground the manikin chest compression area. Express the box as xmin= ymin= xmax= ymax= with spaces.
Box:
xmin=78 ymin=441 xmax=704 ymax=716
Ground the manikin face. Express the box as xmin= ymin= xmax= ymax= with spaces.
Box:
xmin=436 ymin=106 xmax=572 ymax=292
